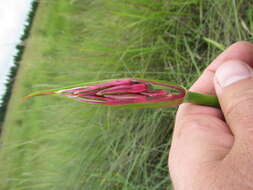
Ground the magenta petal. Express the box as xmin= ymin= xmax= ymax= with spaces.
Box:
xmin=58 ymin=79 xmax=132 ymax=94
xmin=141 ymin=89 xmax=167 ymax=96
xmin=103 ymin=94 xmax=147 ymax=105
xmin=97 ymin=84 xmax=148 ymax=95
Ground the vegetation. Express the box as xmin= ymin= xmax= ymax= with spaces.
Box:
xmin=0 ymin=0 xmax=252 ymax=189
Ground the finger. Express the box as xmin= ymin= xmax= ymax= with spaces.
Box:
xmin=213 ymin=60 xmax=253 ymax=176
xmin=214 ymin=60 xmax=253 ymax=141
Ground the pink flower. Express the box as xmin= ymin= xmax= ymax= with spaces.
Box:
xmin=26 ymin=78 xmax=219 ymax=108
xmin=53 ymin=78 xmax=186 ymax=107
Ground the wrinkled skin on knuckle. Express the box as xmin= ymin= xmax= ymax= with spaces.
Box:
xmin=225 ymin=96 xmax=253 ymax=124
xmin=220 ymin=79 xmax=253 ymax=129
xmin=222 ymin=90 xmax=253 ymax=131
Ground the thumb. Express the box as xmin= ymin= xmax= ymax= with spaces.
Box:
xmin=214 ymin=60 xmax=253 ymax=139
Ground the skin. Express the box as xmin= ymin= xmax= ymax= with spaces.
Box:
xmin=168 ymin=41 xmax=253 ymax=190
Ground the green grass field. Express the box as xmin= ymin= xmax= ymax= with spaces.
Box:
xmin=0 ymin=0 xmax=252 ymax=189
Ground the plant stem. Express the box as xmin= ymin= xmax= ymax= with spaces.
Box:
xmin=184 ymin=91 xmax=220 ymax=108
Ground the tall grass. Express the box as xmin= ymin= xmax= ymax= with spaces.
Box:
xmin=0 ymin=0 xmax=252 ymax=189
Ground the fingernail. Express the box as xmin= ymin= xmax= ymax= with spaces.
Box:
xmin=214 ymin=60 xmax=253 ymax=93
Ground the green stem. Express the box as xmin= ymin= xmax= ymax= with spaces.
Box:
xmin=184 ymin=91 xmax=220 ymax=108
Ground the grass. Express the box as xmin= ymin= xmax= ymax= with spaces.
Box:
xmin=0 ymin=0 xmax=252 ymax=189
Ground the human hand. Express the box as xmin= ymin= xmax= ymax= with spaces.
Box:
xmin=169 ymin=41 xmax=253 ymax=190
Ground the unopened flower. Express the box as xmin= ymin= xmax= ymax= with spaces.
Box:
xmin=26 ymin=78 xmax=219 ymax=108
